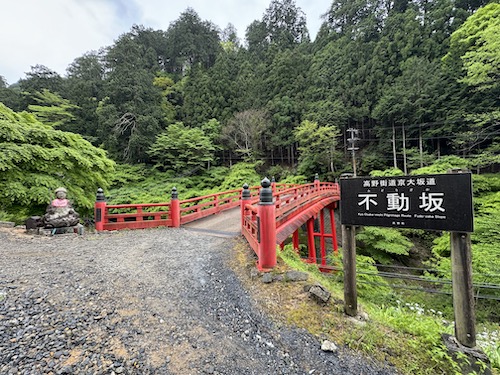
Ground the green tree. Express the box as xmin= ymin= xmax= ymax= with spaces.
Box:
xmin=19 ymin=65 xmax=64 ymax=98
xmin=324 ymin=0 xmax=383 ymax=40
xmin=263 ymin=46 xmax=312 ymax=163
xmin=152 ymin=72 xmax=177 ymax=125
xmin=27 ymin=89 xmax=78 ymax=129
xmin=373 ymin=57 xmax=447 ymax=171
xmin=201 ymin=118 xmax=222 ymax=144
xmin=294 ymin=120 xmax=341 ymax=177
xmin=444 ymin=3 xmax=500 ymax=90
xmin=165 ymin=8 xmax=222 ymax=75
xmin=64 ymin=51 xmax=106 ymax=141
xmin=148 ymin=122 xmax=215 ymax=173
xmin=262 ymin=0 xmax=310 ymax=48
xmin=356 ymin=226 xmax=413 ymax=264
xmin=98 ymin=26 xmax=166 ymax=163
xmin=245 ymin=20 xmax=270 ymax=60
xmin=181 ymin=67 xmax=216 ymax=127
xmin=0 ymin=103 xmax=115 ymax=219
xmin=441 ymin=4 xmax=500 ymax=165
xmin=221 ymin=23 xmax=240 ymax=46
xmin=0 ymin=76 xmax=22 ymax=111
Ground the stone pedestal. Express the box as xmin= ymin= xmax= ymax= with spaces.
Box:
xmin=36 ymin=224 xmax=84 ymax=236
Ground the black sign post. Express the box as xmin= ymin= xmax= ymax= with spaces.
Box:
xmin=340 ymin=171 xmax=477 ymax=348
xmin=340 ymin=173 xmax=473 ymax=232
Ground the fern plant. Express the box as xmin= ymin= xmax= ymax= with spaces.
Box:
xmin=356 ymin=226 xmax=413 ymax=264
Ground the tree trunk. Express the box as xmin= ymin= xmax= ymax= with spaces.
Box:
xmin=419 ymin=125 xmax=423 ymax=168
xmin=402 ymin=124 xmax=407 ymax=175
xmin=392 ymin=122 xmax=397 ymax=169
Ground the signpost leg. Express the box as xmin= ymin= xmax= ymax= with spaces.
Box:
xmin=342 ymin=225 xmax=357 ymax=317
xmin=451 ymin=232 xmax=476 ymax=348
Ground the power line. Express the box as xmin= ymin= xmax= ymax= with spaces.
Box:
xmin=303 ymin=258 xmax=500 ymax=291
xmin=358 ymin=130 xmax=500 ymax=142
xmin=356 ymin=281 xmax=500 ymax=301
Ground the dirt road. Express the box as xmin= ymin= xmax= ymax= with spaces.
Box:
xmin=0 ymin=226 xmax=396 ymax=374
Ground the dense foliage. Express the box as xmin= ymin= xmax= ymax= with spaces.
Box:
xmin=0 ymin=104 xmax=115 ymax=220
xmin=1 ymin=1 xmax=497 ymax=176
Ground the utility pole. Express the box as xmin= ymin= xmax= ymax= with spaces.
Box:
xmin=347 ymin=128 xmax=359 ymax=177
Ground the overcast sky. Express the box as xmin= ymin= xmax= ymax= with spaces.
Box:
xmin=0 ymin=0 xmax=331 ymax=85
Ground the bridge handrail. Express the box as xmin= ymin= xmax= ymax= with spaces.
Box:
xmin=274 ymin=182 xmax=339 ymax=217
xmin=94 ymin=181 xmax=340 ymax=261
xmin=105 ymin=202 xmax=171 ymax=210
xmin=96 ymin=182 xmax=295 ymax=231
xmin=241 ymin=180 xmax=340 ymax=267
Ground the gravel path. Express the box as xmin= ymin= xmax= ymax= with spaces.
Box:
xmin=0 ymin=227 xmax=397 ymax=375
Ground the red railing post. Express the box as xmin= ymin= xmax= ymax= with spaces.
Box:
xmin=292 ymin=230 xmax=300 ymax=253
xmin=330 ymin=204 xmax=338 ymax=254
xmin=258 ymin=177 xmax=276 ymax=270
xmin=314 ymin=173 xmax=320 ymax=192
xmin=241 ymin=183 xmax=251 ymax=232
xmin=307 ymin=217 xmax=316 ymax=262
xmin=94 ymin=188 xmax=106 ymax=231
xmin=171 ymin=187 xmax=180 ymax=228
xmin=319 ymin=208 xmax=327 ymax=267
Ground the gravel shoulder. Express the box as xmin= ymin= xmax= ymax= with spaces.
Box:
xmin=0 ymin=227 xmax=397 ymax=375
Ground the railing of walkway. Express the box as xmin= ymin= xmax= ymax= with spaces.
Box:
xmin=94 ymin=178 xmax=340 ymax=270
xmin=94 ymin=182 xmax=299 ymax=232
xmin=241 ymin=177 xmax=340 ymax=270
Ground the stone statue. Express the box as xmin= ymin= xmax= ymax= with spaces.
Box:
xmin=42 ymin=187 xmax=80 ymax=228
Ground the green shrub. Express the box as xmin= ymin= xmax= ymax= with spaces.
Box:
xmin=410 ymin=155 xmax=468 ymax=175
xmin=0 ymin=103 xmax=115 ymax=221
xmin=356 ymin=226 xmax=413 ymax=264
xmin=369 ymin=168 xmax=404 ymax=177
xmin=218 ymin=162 xmax=261 ymax=190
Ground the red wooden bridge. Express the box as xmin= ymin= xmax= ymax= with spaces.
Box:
xmin=94 ymin=176 xmax=340 ymax=270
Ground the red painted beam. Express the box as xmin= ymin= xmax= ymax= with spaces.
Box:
xmin=275 ymin=196 xmax=339 ymax=244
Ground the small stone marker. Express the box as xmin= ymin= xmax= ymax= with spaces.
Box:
xmin=25 ymin=216 xmax=42 ymax=230
xmin=0 ymin=221 xmax=15 ymax=228
xmin=308 ymin=284 xmax=331 ymax=304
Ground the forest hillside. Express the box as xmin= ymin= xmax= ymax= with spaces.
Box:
xmin=1 ymin=1 xmax=499 ymax=373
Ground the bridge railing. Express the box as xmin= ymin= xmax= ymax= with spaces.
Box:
xmin=274 ymin=182 xmax=339 ymax=228
xmin=93 ymin=182 xmax=298 ymax=231
xmin=241 ymin=178 xmax=340 ymax=270
xmin=94 ymin=180 xmax=339 ymax=270
xmin=98 ymin=202 xmax=173 ymax=231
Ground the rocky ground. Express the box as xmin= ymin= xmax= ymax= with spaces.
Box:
xmin=0 ymin=226 xmax=398 ymax=375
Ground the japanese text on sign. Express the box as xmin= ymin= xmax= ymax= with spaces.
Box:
xmin=340 ymin=173 xmax=473 ymax=232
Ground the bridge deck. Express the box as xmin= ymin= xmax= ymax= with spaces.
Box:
xmin=184 ymin=207 xmax=241 ymax=238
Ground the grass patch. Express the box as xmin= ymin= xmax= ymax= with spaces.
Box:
xmin=232 ymin=242 xmax=497 ymax=375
